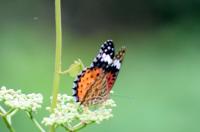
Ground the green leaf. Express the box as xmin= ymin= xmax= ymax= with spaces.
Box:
xmin=67 ymin=59 xmax=85 ymax=77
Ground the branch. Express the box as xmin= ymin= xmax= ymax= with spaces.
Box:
xmin=2 ymin=116 xmax=15 ymax=132
xmin=5 ymin=108 xmax=16 ymax=116
xmin=0 ymin=105 xmax=6 ymax=114
xmin=72 ymin=121 xmax=95 ymax=132
xmin=61 ymin=124 xmax=72 ymax=132
xmin=26 ymin=111 xmax=46 ymax=132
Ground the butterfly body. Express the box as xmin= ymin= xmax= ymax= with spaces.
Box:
xmin=72 ymin=40 xmax=126 ymax=106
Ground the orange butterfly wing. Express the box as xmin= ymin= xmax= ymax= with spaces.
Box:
xmin=73 ymin=67 xmax=103 ymax=103
xmin=81 ymin=71 xmax=108 ymax=105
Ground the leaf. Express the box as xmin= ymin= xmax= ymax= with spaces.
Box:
xmin=67 ymin=59 xmax=85 ymax=77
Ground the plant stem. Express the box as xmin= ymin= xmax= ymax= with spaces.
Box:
xmin=8 ymin=109 xmax=19 ymax=117
xmin=73 ymin=123 xmax=86 ymax=132
xmin=0 ymin=106 xmax=15 ymax=132
xmin=5 ymin=108 xmax=16 ymax=116
xmin=0 ymin=105 xmax=6 ymax=113
xmin=50 ymin=0 xmax=62 ymax=131
xmin=2 ymin=116 xmax=15 ymax=132
xmin=61 ymin=124 xmax=72 ymax=132
xmin=72 ymin=122 xmax=95 ymax=132
xmin=51 ymin=0 xmax=62 ymax=111
xmin=27 ymin=112 xmax=46 ymax=132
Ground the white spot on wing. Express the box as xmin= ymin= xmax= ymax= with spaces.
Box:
xmin=102 ymin=53 xmax=113 ymax=64
xmin=107 ymin=39 xmax=113 ymax=42
xmin=74 ymin=77 xmax=78 ymax=82
xmin=73 ymin=83 xmax=77 ymax=88
xmin=97 ymin=54 xmax=101 ymax=58
xmin=113 ymin=59 xmax=121 ymax=69
xmin=93 ymin=58 xmax=97 ymax=62
xmin=72 ymin=89 xmax=77 ymax=95
xmin=90 ymin=63 xmax=94 ymax=67
xmin=74 ymin=96 xmax=78 ymax=102
xmin=100 ymin=49 xmax=103 ymax=53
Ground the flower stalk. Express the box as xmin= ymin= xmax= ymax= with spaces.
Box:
xmin=71 ymin=122 xmax=88 ymax=131
xmin=5 ymin=108 xmax=16 ymax=116
xmin=50 ymin=0 xmax=63 ymax=131
xmin=26 ymin=111 xmax=46 ymax=132
xmin=51 ymin=0 xmax=62 ymax=111
xmin=0 ymin=105 xmax=14 ymax=132
xmin=2 ymin=116 xmax=15 ymax=132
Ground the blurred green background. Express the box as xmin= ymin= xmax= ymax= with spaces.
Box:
xmin=1 ymin=0 xmax=200 ymax=132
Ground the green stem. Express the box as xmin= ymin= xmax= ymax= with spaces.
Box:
xmin=5 ymin=108 xmax=16 ymax=116
xmin=51 ymin=0 xmax=62 ymax=111
xmin=8 ymin=109 xmax=19 ymax=117
xmin=0 ymin=105 xmax=6 ymax=113
xmin=27 ymin=112 xmax=46 ymax=132
xmin=50 ymin=0 xmax=62 ymax=131
xmin=72 ymin=122 xmax=95 ymax=132
xmin=61 ymin=124 xmax=72 ymax=132
xmin=2 ymin=116 xmax=15 ymax=132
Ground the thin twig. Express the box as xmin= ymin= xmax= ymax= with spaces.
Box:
xmin=5 ymin=108 xmax=16 ymax=116
xmin=72 ymin=121 xmax=95 ymax=132
xmin=61 ymin=124 xmax=72 ymax=132
xmin=26 ymin=111 xmax=46 ymax=132
xmin=0 ymin=106 xmax=15 ymax=131
xmin=8 ymin=109 xmax=19 ymax=117
xmin=2 ymin=116 xmax=15 ymax=132
xmin=0 ymin=105 xmax=6 ymax=113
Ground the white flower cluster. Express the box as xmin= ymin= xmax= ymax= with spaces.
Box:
xmin=0 ymin=86 xmax=43 ymax=111
xmin=42 ymin=94 xmax=116 ymax=126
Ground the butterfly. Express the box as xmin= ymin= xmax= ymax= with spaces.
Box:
xmin=72 ymin=40 xmax=126 ymax=106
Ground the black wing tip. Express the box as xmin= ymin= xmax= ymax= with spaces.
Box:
xmin=91 ymin=39 xmax=115 ymax=69
xmin=106 ymin=39 xmax=114 ymax=46
xmin=102 ymin=39 xmax=114 ymax=47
